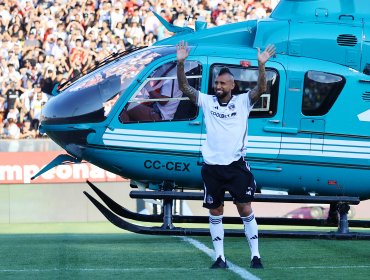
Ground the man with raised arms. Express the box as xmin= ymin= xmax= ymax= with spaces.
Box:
xmin=176 ymin=41 xmax=276 ymax=269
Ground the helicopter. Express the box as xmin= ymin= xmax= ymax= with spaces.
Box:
xmin=32 ymin=0 xmax=370 ymax=238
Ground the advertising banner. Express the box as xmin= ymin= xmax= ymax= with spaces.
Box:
xmin=0 ymin=151 xmax=126 ymax=184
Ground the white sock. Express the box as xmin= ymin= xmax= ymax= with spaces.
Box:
xmin=241 ymin=213 xmax=260 ymax=259
xmin=209 ymin=214 xmax=225 ymax=261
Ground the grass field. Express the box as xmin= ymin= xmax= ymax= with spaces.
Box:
xmin=1 ymin=223 xmax=370 ymax=280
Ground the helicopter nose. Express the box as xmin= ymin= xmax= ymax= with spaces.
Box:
xmin=40 ymin=91 xmax=103 ymax=152
xmin=41 ymin=71 xmax=121 ymax=127
xmin=41 ymin=88 xmax=106 ymax=126
xmin=42 ymin=124 xmax=94 ymax=149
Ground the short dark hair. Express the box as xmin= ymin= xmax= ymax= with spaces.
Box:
xmin=218 ymin=67 xmax=234 ymax=77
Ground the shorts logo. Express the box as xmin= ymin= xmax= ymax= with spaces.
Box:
xmin=246 ymin=187 xmax=253 ymax=196
xmin=206 ymin=195 xmax=214 ymax=204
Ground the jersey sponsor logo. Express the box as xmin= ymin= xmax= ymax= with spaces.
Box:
xmin=144 ymin=160 xmax=190 ymax=172
xmin=210 ymin=111 xmax=237 ymax=119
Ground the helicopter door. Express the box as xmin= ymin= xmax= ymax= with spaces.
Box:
xmin=206 ymin=59 xmax=286 ymax=164
xmin=106 ymin=59 xmax=205 ymax=184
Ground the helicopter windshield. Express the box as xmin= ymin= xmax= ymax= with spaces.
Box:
xmin=42 ymin=46 xmax=176 ymax=124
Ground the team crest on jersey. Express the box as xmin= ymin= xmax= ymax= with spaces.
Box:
xmin=206 ymin=195 xmax=214 ymax=204
xmin=228 ymin=103 xmax=235 ymax=111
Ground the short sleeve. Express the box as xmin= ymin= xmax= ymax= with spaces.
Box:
xmin=244 ymin=90 xmax=253 ymax=110
xmin=160 ymin=80 xmax=173 ymax=98
xmin=197 ymin=91 xmax=205 ymax=107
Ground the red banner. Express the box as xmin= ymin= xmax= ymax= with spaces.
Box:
xmin=0 ymin=152 xmax=126 ymax=184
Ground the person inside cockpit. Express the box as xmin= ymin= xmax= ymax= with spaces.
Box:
xmin=121 ymin=76 xmax=182 ymax=122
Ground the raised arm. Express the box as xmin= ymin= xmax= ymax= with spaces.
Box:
xmin=250 ymin=44 xmax=276 ymax=105
xmin=176 ymin=41 xmax=199 ymax=104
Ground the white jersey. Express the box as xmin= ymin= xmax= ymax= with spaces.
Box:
xmin=157 ymin=79 xmax=181 ymax=120
xmin=197 ymin=92 xmax=253 ymax=165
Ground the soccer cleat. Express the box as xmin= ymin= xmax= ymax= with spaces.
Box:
xmin=250 ymin=256 xmax=263 ymax=269
xmin=211 ymin=256 xmax=229 ymax=269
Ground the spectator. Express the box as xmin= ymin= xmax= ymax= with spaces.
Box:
xmin=143 ymin=9 xmax=159 ymax=35
xmin=3 ymin=80 xmax=23 ymax=117
xmin=29 ymin=83 xmax=48 ymax=133
xmin=18 ymin=79 xmax=34 ymax=123
xmin=43 ymin=34 xmax=57 ymax=56
xmin=3 ymin=112 xmax=20 ymax=139
xmin=82 ymin=31 xmax=95 ymax=49
xmin=54 ymin=22 xmax=68 ymax=42
xmin=6 ymin=63 xmax=22 ymax=85
xmin=70 ymin=38 xmax=87 ymax=64
xmin=27 ymin=66 xmax=42 ymax=86
xmin=128 ymin=21 xmax=144 ymax=44
xmin=173 ymin=13 xmax=187 ymax=27
xmin=144 ymin=31 xmax=157 ymax=46
xmin=0 ymin=15 xmax=7 ymax=33
xmin=110 ymin=5 xmax=125 ymax=30
xmin=51 ymin=37 xmax=69 ymax=60
xmin=97 ymin=1 xmax=112 ymax=26
xmin=19 ymin=119 xmax=36 ymax=139
xmin=0 ymin=3 xmax=11 ymax=27
xmin=24 ymin=29 xmax=42 ymax=49
xmin=40 ymin=69 xmax=57 ymax=96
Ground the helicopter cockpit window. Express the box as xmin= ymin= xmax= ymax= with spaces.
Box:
xmin=120 ymin=61 xmax=201 ymax=123
xmin=42 ymin=46 xmax=176 ymax=125
xmin=302 ymin=71 xmax=345 ymax=116
xmin=209 ymin=65 xmax=279 ymax=117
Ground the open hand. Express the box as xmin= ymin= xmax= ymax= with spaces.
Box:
xmin=257 ymin=44 xmax=276 ymax=65
xmin=176 ymin=41 xmax=190 ymax=63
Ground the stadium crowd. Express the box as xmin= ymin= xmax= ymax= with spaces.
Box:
xmin=0 ymin=0 xmax=278 ymax=139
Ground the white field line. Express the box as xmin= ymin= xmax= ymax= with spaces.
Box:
xmin=2 ymin=265 xmax=370 ymax=273
xmin=181 ymin=236 xmax=261 ymax=280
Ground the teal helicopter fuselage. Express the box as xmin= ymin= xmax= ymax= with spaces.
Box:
xmin=39 ymin=0 xmax=370 ymax=199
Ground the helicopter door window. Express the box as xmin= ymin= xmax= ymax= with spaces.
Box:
xmin=120 ymin=61 xmax=201 ymax=123
xmin=209 ymin=65 xmax=279 ymax=117
xmin=302 ymin=71 xmax=345 ymax=116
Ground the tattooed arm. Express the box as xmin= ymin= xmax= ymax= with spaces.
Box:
xmin=250 ymin=44 xmax=276 ymax=105
xmin=176 ymin=41 xmax=199 ymax=105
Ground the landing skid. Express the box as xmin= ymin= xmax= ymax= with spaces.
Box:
xmin=84 ymin=181 xmax=370 ymax=239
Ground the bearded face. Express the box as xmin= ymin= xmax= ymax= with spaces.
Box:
xmin=214 ymin=73 xmax=235 ymax=100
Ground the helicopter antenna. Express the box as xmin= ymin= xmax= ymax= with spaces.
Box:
xmin=150 ymin=8 xmax=193 ymax=34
